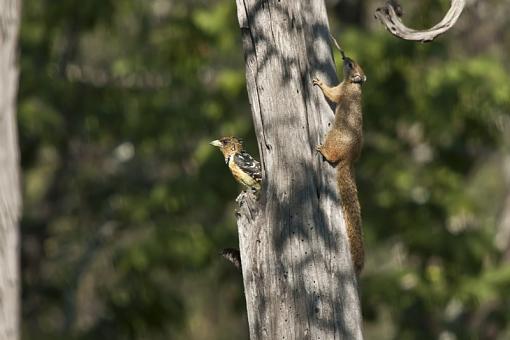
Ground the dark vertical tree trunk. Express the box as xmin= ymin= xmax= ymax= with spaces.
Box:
xmin=0 ymin=0 xmax=22 ymax=338
xmin=234 ymin=1 xmax=363 ymax=338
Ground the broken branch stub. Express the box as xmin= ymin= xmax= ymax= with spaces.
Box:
xmin=220 ymin=248 xmax=241 ymax=270
xmin=375 ymin=0 xmax=466 ymax=42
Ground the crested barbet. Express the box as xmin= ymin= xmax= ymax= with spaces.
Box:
xmin=210 ymin=137 xmax=262 ymax=191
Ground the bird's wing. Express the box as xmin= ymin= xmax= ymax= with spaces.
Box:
xmin=234 ymin=151 xmax=262 ymax=182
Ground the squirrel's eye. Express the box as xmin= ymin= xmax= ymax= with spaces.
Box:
xmin=348 ymin=62 xmax=353 ymax=68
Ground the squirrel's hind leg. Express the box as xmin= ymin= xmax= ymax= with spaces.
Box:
xmin=317 ymin=144 xmax=340 ymax=164
xmin=317 ymin=137 xmax=350 ymax=164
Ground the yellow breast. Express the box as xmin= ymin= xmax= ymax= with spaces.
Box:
xmin=228 ymin=158 xmax=260 ymax=190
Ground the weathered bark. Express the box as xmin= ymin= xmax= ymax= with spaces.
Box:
xmin=375 ymin=0 xmax=466 ymax=42
xmin=234 ymin=1 xmax=362 ymax=339
xmin=0 ymin=0 xmax=22 ymax=339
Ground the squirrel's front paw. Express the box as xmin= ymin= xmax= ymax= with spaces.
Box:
xmin=312 ymin=78 xmax=323 ymax=87
xmin=316 ymin=144 xmax=323 ymax=153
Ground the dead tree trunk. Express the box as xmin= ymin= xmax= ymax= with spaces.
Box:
xmin=0 ymin=0 xmax=22 ymax=339
xmin=234 ymin=1 xmax=363 ymax=339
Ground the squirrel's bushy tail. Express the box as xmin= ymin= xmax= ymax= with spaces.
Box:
xmin=337 ymin=163 xmax=364 ymax=275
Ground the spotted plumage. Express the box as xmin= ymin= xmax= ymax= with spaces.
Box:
xmin=210 ymin=137 xmax=262 ymax=191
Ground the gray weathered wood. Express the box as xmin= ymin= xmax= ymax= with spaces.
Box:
xmin=375 ymin=0 xmax=466 ymax=42
xmin=234 ymin=1 xmax=363 ymax=339
xmin=0 ymin=0 xmax=22 ymax=339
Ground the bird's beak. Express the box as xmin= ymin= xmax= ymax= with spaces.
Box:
xmin=209 ymin=140 xmax=222 ymax=147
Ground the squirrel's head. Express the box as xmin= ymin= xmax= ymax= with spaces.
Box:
xmin=343 ymin=57 xmax=366 ymax=85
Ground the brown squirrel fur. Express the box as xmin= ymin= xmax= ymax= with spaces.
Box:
xmin=313 ymin=48 xmax=366 ymax=275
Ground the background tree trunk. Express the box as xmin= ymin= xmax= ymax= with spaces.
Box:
xmin=0 ymin=0 xmax=22 ymax=339
xmin=234 ymin=1 xmax=363 ymax=339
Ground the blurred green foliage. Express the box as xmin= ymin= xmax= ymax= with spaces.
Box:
xmin=19 ymin=0 xmax=510 ymax=339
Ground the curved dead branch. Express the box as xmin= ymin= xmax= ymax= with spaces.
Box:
xmin=375 ymin=0 xmax=466 ymax=42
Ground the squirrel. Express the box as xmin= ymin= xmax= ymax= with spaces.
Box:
xmin=312 ymin=35 xmax=366 ymax=275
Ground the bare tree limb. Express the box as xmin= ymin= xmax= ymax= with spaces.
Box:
xmin=375 ymin=0 xmax=466 ymax=42
xmin=0 ymin=0 xmax=21 ymax=338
